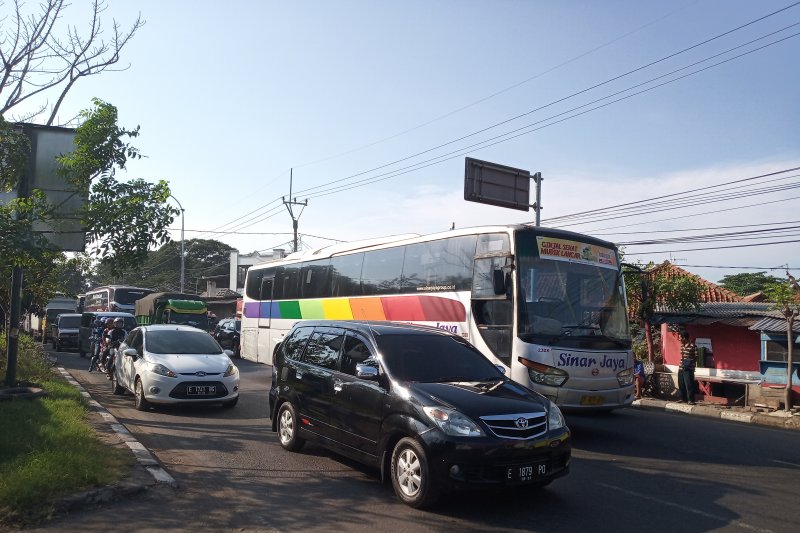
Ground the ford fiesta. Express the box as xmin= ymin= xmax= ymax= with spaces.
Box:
xmin=113 ymin=325 xmax=240 ymax=410
xmin=269 ymin=321 xmax=571 ymax=508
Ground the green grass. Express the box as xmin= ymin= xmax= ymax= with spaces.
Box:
xmin=0 ymin=335 xmax=134 ymax=527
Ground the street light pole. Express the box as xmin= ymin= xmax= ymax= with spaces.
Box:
xmin=169 ymin=194 xmax=185 ymax=293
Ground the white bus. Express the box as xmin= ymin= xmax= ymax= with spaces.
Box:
xmin=83 ymin=285 xmax=154 ymax=314
xmin=241 ymin=224 xmax=634 ymax=411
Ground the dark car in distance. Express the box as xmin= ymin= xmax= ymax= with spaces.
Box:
xmin=212 ymin=317 xmax=240 ymax=357
xmin=269 ymin=320 xmax=571 ymax=508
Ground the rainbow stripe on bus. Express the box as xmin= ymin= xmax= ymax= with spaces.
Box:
xmin=243 ymin=294 xmax=466 ymax=322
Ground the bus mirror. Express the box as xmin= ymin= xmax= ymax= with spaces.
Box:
xmin=492 ymin=269 xmax=506 ymax=295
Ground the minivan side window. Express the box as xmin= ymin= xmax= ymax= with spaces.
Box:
xmin=283 ymin=326 xmax=314 ymax=361
xmin=304 ymin=327 xmax=345 ymax=370
xmin=340 ymin=333 xmax=373 ymax=376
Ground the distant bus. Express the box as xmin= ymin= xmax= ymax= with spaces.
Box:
xmin=241 ymin=224 xmax=635 ymax=411
xmin=83 ymin=285 xmax=154 ymax=313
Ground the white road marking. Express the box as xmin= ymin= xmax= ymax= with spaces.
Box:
xmin=597 ymin=482 xmax=773 ymax=533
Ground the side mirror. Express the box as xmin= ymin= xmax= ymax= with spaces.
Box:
xmin=355 ymin=364 xmax=379 ymax=380
xmin=223 ymin=349 xmax=234 ymax=357
xmin=494 ymin=364 xmax=507 ymax=375
xmin=123 ymin=348 xmax=138 ymax=358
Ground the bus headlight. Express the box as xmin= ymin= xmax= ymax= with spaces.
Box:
xmin=519 ymin=358 xmax=569 ymax=387
xmin=617 ymin=367 xmax=634 ymax=386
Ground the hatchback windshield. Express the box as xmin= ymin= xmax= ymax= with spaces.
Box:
xmin=145 ymin=329 xmax=223 ymax=355
xmin=376 ymin=333 xmax=502 ymax=382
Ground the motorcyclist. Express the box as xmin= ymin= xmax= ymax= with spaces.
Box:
xmin=88 ymin=318 xmax=105 ymax=372
xmin=104 ymin=318 xmax=128 ymax=379
xmin=97 ymin=318 xmax=115 ymax=372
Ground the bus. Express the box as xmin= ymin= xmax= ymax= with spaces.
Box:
xmin=83 ymin=285 xmax=154 ymax=314
xmin=241 ymin=225 xmax=634 ymax=411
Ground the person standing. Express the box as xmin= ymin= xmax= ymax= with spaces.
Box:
xmin=633 ymin=357 xmax=646 ymax=399
xmin=678 ymin=331 xmax=697 ymax=405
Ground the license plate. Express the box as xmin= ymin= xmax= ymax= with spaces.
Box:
xmin=188 ymin=385 xmax=216 ymax=395
xmin=580 ymin=395 xmax=605 ymax=405
xmin=506 ymin=462 xmax=548 ymax=484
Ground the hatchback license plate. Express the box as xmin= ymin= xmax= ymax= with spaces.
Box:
xmin=507 ymin=462 xmax=547 ymax=484
xmin=188 ymin=385 xmax=216 ymax=395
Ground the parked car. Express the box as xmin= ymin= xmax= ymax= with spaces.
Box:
xmin=51 ymin=313 xmax=82 ymax=352
xmin=212 ymin=317 xmax=240 ymax=357
xmin=78 ymin=311 xmax=137 ymax=358
xmin=112 ymin=325 xmax=240 ymax=410
xmin=269 ymin=320 xmax=571 ymax=508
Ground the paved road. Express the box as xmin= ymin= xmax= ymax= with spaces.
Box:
xmin=31 ymin=349 xmax=800 ymax=533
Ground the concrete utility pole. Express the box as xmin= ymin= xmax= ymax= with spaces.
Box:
xmin=169 ymin=194 xmax=185 ymax=293
xmin=282 ymin=169 xmax=308 ymax=253
xmin=532 ymin=172 xmax=542 ymax=227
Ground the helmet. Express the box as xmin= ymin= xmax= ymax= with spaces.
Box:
xmin=114 ymin=318 xmax=124 ymax=325
xmin=105 ymin=318 xmax=114 ymax=327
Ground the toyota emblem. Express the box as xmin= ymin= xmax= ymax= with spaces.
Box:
xmin=195 ymin=371 xmax=206 ymax=377
xmin=515 ymin=417 xmax=529 ymax=429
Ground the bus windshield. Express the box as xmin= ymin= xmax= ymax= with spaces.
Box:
xmin=516 ymin=232 xmax=630 ymax=350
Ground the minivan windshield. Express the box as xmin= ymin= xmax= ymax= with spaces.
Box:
xmin=376 ymin=333 xmax=502 ymax=383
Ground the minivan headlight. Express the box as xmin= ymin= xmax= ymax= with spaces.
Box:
xmin=423 ymin=406 xmax=484 ymax=437
xmin=548 ymin=401 xmax=566 ymax=431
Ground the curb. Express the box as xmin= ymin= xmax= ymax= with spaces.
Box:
xmin=56 ymin=367 xmax=178 ymax=501
xmin=632 ymin=398 xmax=800 ymax=432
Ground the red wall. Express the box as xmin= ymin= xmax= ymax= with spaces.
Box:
xmin=660 ymin=324 xmax=761 ymax=371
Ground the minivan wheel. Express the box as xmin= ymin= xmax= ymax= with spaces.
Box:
xmin=277 ymin=403 xmax=305 ymax=451
xmin=390 ymin=437 xmax=440 ymax=508
xmin=134 ymin=379 xmax=150 ymax=411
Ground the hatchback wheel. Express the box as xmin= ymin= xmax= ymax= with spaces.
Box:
xmin=111 ymin=371 xmax=124 ymax=395
xmin=277 ymin=403 xmax=305 ymax=451
xmin=391 ymin=437 xmax=440 ymax=508
xmin=134 ymin=379 xmax=150 ymax=411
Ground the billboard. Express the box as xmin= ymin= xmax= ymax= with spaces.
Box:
xmin=464 ymin=157 xmax=531 ymax=212
xmin=0 ymin=123 xmax=85 ymax=252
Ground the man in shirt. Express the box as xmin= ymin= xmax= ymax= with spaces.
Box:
xmin=678 ymin=331 xmax=697 ymax=405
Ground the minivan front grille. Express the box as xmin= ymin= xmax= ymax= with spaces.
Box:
xmin=479 ymin=412 xmax=547 ymax=440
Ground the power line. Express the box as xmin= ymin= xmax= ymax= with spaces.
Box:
xmin=623 ymin=238 xmax=800 ymax=255
xmin=197 ymin=6 xmax=800 ymax=236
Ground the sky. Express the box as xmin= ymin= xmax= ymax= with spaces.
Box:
xmin=5 ymin=0 xmax=800 ymax=286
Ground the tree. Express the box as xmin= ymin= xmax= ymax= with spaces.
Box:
xmin=92 ymin=239 xmax=236 ymax=293
xmin=624 ymin=261 xmax=704 ymax=362
xmin=0 ymin=0 xmax=143 ymax=125
xmin=764 ymin=273 xmax=800 ymax=412
xmin=718 ymin=272 xmax=783 ymax=297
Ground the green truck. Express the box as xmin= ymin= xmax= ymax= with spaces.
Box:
xmin=134 ymin=292 xmax=209 ymax=330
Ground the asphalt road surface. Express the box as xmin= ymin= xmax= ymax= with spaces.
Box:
xmin=30 ymin=348 xmax=800 ymax=533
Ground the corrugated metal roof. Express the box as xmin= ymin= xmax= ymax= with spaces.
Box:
xmin=750 ymin=317 xmax=800 ymax=333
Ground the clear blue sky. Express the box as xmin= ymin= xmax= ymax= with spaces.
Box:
xmin=10 ymin=0 xmax=800 ymax=285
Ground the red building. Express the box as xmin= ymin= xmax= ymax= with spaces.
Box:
xmin=648 ymin=263 xmax=797 ymax=407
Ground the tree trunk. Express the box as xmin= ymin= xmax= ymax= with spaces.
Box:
xmin=786 ymin=315 xmax=795 ymax=412
xmin=645 ymin=322 xmax=654 ymax=363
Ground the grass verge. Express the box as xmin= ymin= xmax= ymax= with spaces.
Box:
xmin=0 ymin=334 xmax=134 ymax=527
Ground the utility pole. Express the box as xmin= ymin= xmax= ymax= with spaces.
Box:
xmin=532 ymin=172 xmax=542 ymax=226
xmin=282 ymin=169 xmax=308 ymax=253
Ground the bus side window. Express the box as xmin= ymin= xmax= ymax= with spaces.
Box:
xmin=472 ymin=300 xmax=512 ymax=366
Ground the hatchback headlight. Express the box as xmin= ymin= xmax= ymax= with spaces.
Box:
xmin=223 ymin=363 xmax=238 ymax=377
xmin=149 ymin=363 xmax=177 ymax=378
xmin=548 ymin=400 xmax=566 ymax=431
xmin=423 ymin=406 xmax=484 ymax=437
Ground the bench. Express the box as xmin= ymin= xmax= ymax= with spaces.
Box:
xmin=694 ymin=375 xmax=760 ymax=406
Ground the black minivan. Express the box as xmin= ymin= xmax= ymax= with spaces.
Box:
xmin=269 ymin=320 xmax=571 ymax=508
